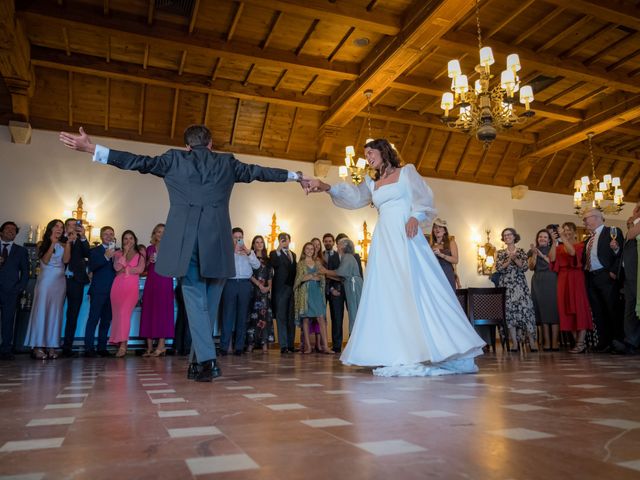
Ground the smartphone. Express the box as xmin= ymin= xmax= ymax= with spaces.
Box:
xmin=76 ymin=220 xmax=82 ymax=226
xmin=237 ymin=238 xmax=244 ymax=246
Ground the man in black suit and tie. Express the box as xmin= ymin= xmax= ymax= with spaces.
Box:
xmin=84 ymin=226 xmax=117 ymax=358
xmin=582 ymin=208 xmax=624 ymax=352
xmin=324 ymin=233 xmax=364 ymax=353
xmin=61 ymin=125 xmax=307 ymax=381
xmin=615 ymin=206 xmax=640 ymax=355
xmin=0 ymin=221 xmax=29 ymax=360
xmin=61 ymin=218 xmax=91 ymax=358
xmin=270 ymin=232 xmax=297 ymax=353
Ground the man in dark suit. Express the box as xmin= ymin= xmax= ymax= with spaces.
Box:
xmin=270 ymin=232 xmax=297 ymax=353
xmin=582 ymin=208 xmax=624 ymax=352
xmin=615 ymin=207 xmax=640 ymax=355
xmin=0 ymin=221 xmax=29 ymax=360
xmin=60 ymin=125 xmax=306 ymax=381
xmin=84 ymin=226 xmax=116 ymax=358
xmin=61 ymin=218 xmax=91 ymax=357
xmin=324 ymin=233 xmax=364 ymax=353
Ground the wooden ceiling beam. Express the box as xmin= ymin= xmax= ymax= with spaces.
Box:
xmin=453 ymin=136 xmax=472 ymax=175
xmin=415 ymin=128 xmax=434 ymax=173
xmin=104 ymin=77 xmax=110 ymax=130
xmin=170 ymin=89 xmax=179 ymax=139
xmin=607 ymin=47 xmax=640 ymax=72
xmin=239 ymin=0 xmax=401 ymax=36
xmin=535 ymin=15 xmax=592 ymax=53
xmin=493 ymin=142 xmax=517 ymax=179
xmin=147 ymin=0 xmax=154 ymax=26
xmin=138 ymin=84 xmax=145 ymax=135
xmin=513 ymin=7 xmax=565 ymax=46
xmin=259 ymin=103 xmax=271 ymax=151
xmin=0 ymin=0 xmax=34 ymax=121
xmin=552 ymin=151 xmax=574 ymax=187
xmin=536 ymin=151 xmax=558 ymax=186
xmin=188 ymin=0 xmax=200 ymax=34
xmin=321 ymin=1 xmax=479 ymax=129
xmin=261 ymin=11 xmax=282 ymax=50
xmin=285 ymin=107 xmax=299 ymax=153
xmin=30 ymin=48 xmax=329 ymax=111
xmin=357 ymin=105 xmax=535 ymax=144
xmin=567 ymin=144 xmax=640 ymax=165
xmin=19 ymin=6 xmax=359 ymax=81
xmin=559 ymin=23 xmax=619 ymax=59
xmin=584 ymin=31 xmax=639 ymax=67
xmin=296 ymin=19 xmax=319 ymax=56
xmin=438 ymin=31 xmax=640 ymax=93
xmin=230 ymin=99 xmax=241 ymax=146
xmin=543 ymin=0 xmax=640 ymax=32
xmin=327 ymin=26 xmax=355 ymax=63
xmin=485 ymin=0 xmax=535 ymax=39
xmin=472 ymin=147 xmax=489 ymax=179
xmin=434 ymin=132 xmax=453 ymax=173
xmin=391 ymin=76 xmax=583 ymax=122
xmin=226 ymin=1 xmax=244 ymax=43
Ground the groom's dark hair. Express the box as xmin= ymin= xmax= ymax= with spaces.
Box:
xmin=184 ymin=125 xmax=212 ymax=148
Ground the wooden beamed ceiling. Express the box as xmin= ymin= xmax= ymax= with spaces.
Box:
xmin=2 ymin=0 xmax=640 ymax=199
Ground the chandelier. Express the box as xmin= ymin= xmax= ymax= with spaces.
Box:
xmin=440 ymin=0 xmax=535 ymax=146
xmin=573 ymin=133 xmax=624 ymax=216
xmin=340 ymin=90 xmax=374 ymax=185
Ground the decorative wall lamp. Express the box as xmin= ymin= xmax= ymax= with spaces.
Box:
xmin=356 ymin=221 xmax=372 ymax=263
xmin=476 ymin=229 xmax=496 ymax=275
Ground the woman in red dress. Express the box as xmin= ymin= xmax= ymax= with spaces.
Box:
xmin=550 ymin=222 xmax=593 ymax=353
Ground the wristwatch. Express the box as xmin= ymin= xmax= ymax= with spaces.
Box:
xmin=295 ymin=171 xmax=304 ymax=182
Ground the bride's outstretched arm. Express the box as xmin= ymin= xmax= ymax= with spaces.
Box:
xmin=306 ymin=178 xmax=372 ymax=210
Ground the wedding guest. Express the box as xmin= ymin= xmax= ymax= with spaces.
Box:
xmin=321 ymin=238 xmax=363 ymax=335
xmin=528 ymin=229 xmax=560 ymax=351
xmin=247 ymin=235 xmax=274 ymax=353
xmin=323 ymin=233 xmax=344 ymax=353
xmin=221 ymin=228 xmax=260 ymax=355
xmin=270 ymin=232 xmax=297 ymax=353
xmin=140 ymin=224 xmax=174 ymax=357
xmin=294 ymin=242 xmax=331 ymax=354
xmin=85 ymin=226 xmax=116 ymax=357
xmin=550 ymin=222 xmax=593 ymax=353
xmin=24 ymin=219 xmax=71 ymax=359
xmin=581 ymin=208 xmax=624 ymax=352
xmin=613 ymin=208 xmax=640 ymax=354
xmin=61 ymin=218 xmax=90 ymax=358
xmin=430 ymin=218 xmax=458 ymax=291
xmin=109 ymin=230 xmax=146 ymax=357
xmin=0 ymin=221 xmax=29 ymax=360
xmin=335 ymin=233 xmax=364 ymax=276
xmin=306 ymin=237 xmax=325 ymax=350
xmin=496 ymin=228 xmax=538 ymax=352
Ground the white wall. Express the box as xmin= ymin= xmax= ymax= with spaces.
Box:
xmin=0 ymin=126 xmax=633 ymax=288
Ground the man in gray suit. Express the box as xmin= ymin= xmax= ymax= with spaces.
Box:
xmin=60 ymin=125 xmax=307 ymax=381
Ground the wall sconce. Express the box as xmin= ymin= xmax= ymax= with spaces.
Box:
xmin=477 ymin=229 xmax=496 ymax=275
xmin=356 ymin=221 xmax=372 ymax=263
xmin=265 ymin=212 xmax=281 ymax=252
xmin=64 ymin=197 xmax=97 ymax=242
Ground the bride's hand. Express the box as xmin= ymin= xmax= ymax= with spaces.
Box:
xmin=405 ymin=217 xmax=419 ymax=238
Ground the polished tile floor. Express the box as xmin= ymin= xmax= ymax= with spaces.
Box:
xmin=1 ymin=351 xmax=640 ymax=479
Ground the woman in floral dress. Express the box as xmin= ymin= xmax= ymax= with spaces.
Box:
xmin=496 ymin=227 xmax=538 ymax=352
xmin=247 ymin=235 xmax=273 ymax=353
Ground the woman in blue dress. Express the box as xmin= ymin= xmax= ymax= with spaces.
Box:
xmin=294 ymin=242 xmax=331 ymax=354
xmin=25 ymin=219 xmax=72 ymax=359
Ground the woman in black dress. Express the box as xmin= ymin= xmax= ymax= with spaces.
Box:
xmin=430 ymin=218 xmax=458 ymax=291
xmin=247 ymin=235 xmax=274 ymax=353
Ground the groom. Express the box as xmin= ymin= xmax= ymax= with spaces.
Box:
xmin=60 ymin=125 xmax=308 ymax=381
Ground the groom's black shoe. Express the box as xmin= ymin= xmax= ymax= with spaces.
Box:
xmin=187 ymin=363 xmax=200 ymax=380
xmin=195 ymin=359 xmax=221 ymax=382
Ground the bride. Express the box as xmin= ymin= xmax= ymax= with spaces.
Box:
xmin=307 ymin=139 xmax=485 ymax=376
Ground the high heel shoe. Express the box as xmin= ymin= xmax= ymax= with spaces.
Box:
xmin=47 ymin=348 xmax=59 ymax=359
xmin=151 ymin=348 xmax=166 ymax=357
xmin=32 ymin=348 xmax=47 ymax=360
xmin=142 ymin=349 xmax=153 ymax=357
xmin=569 ymin=342 xmax=586 ymax=354
xmin=115 ymin=346 xmax=127 ymax=358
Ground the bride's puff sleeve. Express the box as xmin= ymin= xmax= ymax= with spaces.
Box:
xmin=406 ymin=164 xmax=437 ymax=228
xmin=328 ymin=177 xmax=373 ymax=209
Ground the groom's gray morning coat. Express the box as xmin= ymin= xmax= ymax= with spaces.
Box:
xmin=107 ymin=146 xmax=289 ymax=278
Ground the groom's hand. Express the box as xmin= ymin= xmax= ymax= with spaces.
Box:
xmin=59 ymin=127 xmax=96 ymax=154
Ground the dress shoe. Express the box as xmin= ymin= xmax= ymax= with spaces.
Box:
xmin=280 ymin=348 xmax=288 ymax=354
xmin=0 ymin=352 xmax=15 ymax=361
xmin=61 ymin=350 xmax=78 ymax=358
xmin=84 ymin=350 xmax=98 ymax=358
xmin=595 ymin=344 xmax=612 ymax=353
xmin=187 ymin=363 xmax=200 ymax=380
xmin=233 ymin=350 xmax=243 ymax=356
xmin=332 ymin=348 xmax=342 ymax=354
xmin=195 ymin=359 xmax=221 ymax=382
xmin=97 ymin=349 xmax=114 ymax=357
xmin=612 ymin=339 xmax=639 ymax=355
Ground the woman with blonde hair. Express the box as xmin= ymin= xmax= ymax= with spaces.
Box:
xmin=294 ymin=242 xmax=331 ymax=354
xmin=140 ymin=223 xmax=175 ymax=356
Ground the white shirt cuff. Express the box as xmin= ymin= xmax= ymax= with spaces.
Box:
xmin=92 ymin=145 xmax=110 ymax=164
xmin=287 ymin=171 xmax=300 ymax=182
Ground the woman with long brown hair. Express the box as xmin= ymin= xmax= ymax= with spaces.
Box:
xmin=247 ymin=235 xmax=274 ymax=353
xmin=305 ymin=139 xmax=484 ymax=375
xmin=430 ymin=218 xmax=458 ymax=291
xmin=25 ymin=219 xmax=72 ymax=359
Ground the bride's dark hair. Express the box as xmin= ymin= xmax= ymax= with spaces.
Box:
xmin=364 ymin=139 xmax=402 ymax=180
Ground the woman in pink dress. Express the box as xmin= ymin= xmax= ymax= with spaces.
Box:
xmin=109 ymin=230 xmax=146 ymax=357
xmin=140 ymin=224 xmax=175 ymax=357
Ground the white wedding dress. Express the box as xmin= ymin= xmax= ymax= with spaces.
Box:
xmin=330 ymin=164 xmax=485 ymax=376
